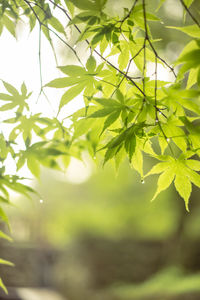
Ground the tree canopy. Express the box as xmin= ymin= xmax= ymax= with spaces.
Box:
xmin=0 ymin=0 xmax=200 ymax=292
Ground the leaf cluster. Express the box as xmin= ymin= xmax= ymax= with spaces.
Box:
xmin=0 ymin=0 xmax=200 ymax=291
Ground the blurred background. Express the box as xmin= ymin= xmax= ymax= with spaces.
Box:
xmin=0 ymin=0 xmax=200 ymax=299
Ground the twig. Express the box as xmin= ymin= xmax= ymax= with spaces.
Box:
xmin=179 ymin=0 xmax=200 ymax=28
xmin=154 ymin=56 xmax=158 ymax=122
xmin=47 ymin=0 xmax=145 ymax=97
xmin=23 ymin=0 xmax=83 ymax=66
xmin=119 ymin=0 xmax=139 ymax=31
xmin=147 ymin=39 xmax=177 ymax=78
xmin=37 ymin=26 xmax=42 ymax=100
xmin=110 ymin=48 xmax=143 ymax=98
xmin=142 ymin=0 xmax=174 ymax=155
xmin=134 ymin=0 xmax=148 ymax=123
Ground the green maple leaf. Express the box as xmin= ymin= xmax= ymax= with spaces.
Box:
xmin=145 ymin=156 xmax=200 ymax=211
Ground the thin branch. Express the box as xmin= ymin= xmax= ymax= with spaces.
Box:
xmin=119 ymin=0 xmax=139 ymax=31
xmin=154 ymin=56 xmax=158 ymax=122
xmin=47 ymin=0 xmax=145 ymax=97
xmin=179 ymin=0 xmax=200 ymax=28
xmin=142 ymin=0 xmax=173 ymax=155
xmin=95 ymin=78 xmax=117 ymax=88
xmin=147 ymin=39 xmax=177 ymax=78
xmin=139 ymin=0 xmax=177 ymax=78
xmin=47 ymin=0 xmax=176 ymax=124
xmin=158 ymin=122 xmax=175 ymax=156
xmin=142 ymin=45 xmax=147 ymax=97
xmin=134 ymin=0 xmax=148 ymax=123
xmin=48 ymin=0 xmax=82 ymax=34
xmin=93 ymin=49 xmax=145 ymax=95
xmin=21 ymin=0 xmax=60 ymax=66
xmin=38 ymin=26 xmax=42 ymax=98
xmin=23 ymin=0 xmax=83 ymax=66
xmin=110 ymin=48 xmax=143 ymax=98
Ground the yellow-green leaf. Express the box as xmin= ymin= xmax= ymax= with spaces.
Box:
xmin=0 ymin=278 xmax=8 ymax=294
xmin=186 ymin=159 xmax=200 ymax=171
xmin=86 ymin=55 xmax=96 ymax=72
xmin=145 ymin=161 xmax=170 ymax=177
xmin=131 ymin=148 xmax=143 ymax=177
xmin=152 ymin=168 xmax=175 ymax=201
xmin=46 ymin=77 xmax=86 ymax=88
xmin=2 ymin=15 xmax=15 ymax=37
xmin=167 ymin=25 xmax=200 ymax=38
xmin=48 ymin=17 xmax=65 ymax=34
xmin=187 ymin=68 xmax=199 ymax=89
xmin=174 ymin=174 xmax=191 ymax=211
xmin=0 ymin=230 xmax=12 ymax=242
xmin=0 ymin=258 xmax=14 ymax=267
xmin=27 ymin=156 xmax=40 ymax=178
xmin=59 ymin=82 xmax=86 ymax=110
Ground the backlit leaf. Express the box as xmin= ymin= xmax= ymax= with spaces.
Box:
xmin=101 ymin=110 xmax=120 ymax=134
xmin=58 ymin=65 xmax=86 ymax=76
xmin=0 ymin=230 xmax=12 ymax=242
xmin=46 ymin=77 xmax=86 ymax=88
xmin=86 ymin=55 xmax=96 ymax=72
xmin=2 ymin=81 xmax=18 ymax=96
xmin=59 ymin=82 xmax=86 ymax=110
xmin=0 ymin=259 xmax=14 ymax=267
xmin=0 ymin=278 xmax=7 ymax=294
xmin=27 ymin=156 xmax=40 ymax=178
xmin=174 ymin=174 xmax=191 ymax=211
xmin=167 ymin=25 xmax=200 ymax=38
xmin=152 ymin=168 xmax=175 ymax=201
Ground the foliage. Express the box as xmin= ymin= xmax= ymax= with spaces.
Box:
xmin=0 ymin=0 xmax=199 ymax=291
xmin=110 ymin=267 xmax=200 ymax=299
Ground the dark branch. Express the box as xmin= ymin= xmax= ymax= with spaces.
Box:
xmin=47 ymin=0 xmax=145 ymax=96
xmin=23 ymin=0 xmax=83 ymax=66
xmin=179 ymin=0 xmax=200 ymax=28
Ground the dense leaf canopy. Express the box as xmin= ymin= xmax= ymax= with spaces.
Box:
xmin=0 ymin=0 xmax=200 ymax=291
